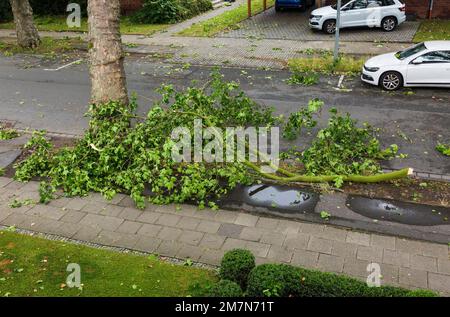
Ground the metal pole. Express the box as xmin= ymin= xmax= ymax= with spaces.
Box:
xmin=264 ymin=0 xmax=267 ymax=11
xmin=334 ymin=0 xmax=342 ymax=62
xmin=429 ymin=0 xmax=434 ymax=19
xmin=248 ymin=0 xmax=252 ymax=17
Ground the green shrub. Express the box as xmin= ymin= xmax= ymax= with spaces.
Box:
xmin=208 ymin=280 xmax=243 ymax=297
xmin=246 ymin=263 xmax=437 ymax=297
xmin=219 ymin=249 xmax=255 ymax=289
xmin=130 ymin=0 xmax=212 ymax=24
xmin=0 ymin=0 xmax=12 ymax=22
xmin=247 ymin=264 xmax=303 ymax=297
xmin=406 ymin=289 xmax=437 ymax=297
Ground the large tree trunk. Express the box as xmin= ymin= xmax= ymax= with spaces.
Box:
xmin=88 ymin=0 xmax=129 ymax=105
xmin=9 ymin=0 xmax=40 ymax=49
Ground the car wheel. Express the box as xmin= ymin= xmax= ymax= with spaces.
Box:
xmin=323 ymin=20 xmax=336 ymax=34
xmin=275 ymin=5 xmax=281 ymax=12
xmin=380 ymin=71 xmax=403 ymax=91
xmin=381 ymin=17 xmax=397 ymax=32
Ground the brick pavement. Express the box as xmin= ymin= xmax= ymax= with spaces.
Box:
xmin=0 ymin=177 xmax=449 ymax=295
xmin=219 ymin=8 xmax=420 ymax=43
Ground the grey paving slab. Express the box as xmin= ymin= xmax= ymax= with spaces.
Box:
xmin=356 ymin=245 xmax=383 ymax=262
xmin=116 ymin=220 xmax=143 ymax=235
xmin=399 ymin=267 xmax=428 ymax=289
xmin=383 ymin=249 xmax=411 ymax=268
xmin=217 ymin=223 xmax=245 ymax=238
xmin=317 ymin=254 xmax=344 ymax=273
xmin=196 ymin=220 xmax=221 ymax=234
xmin=291 ymin=249 xmax=319 ymax=269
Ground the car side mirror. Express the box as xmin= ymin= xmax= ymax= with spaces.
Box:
xmin=412 ymin=57 xmax=424 ymax=65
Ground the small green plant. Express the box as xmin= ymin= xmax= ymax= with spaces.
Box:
xmin=9 ymin=198 xmax=35 ymax=208
xmin=207 ymin=280 xmax=243 ymax=297
xmin=286 ymin=72 xmax=319 ymax=86
xmin=436 ymin=143 xmax=450 ymax=156
xmin=219 ymin=249 xmax=255 ymax=289
xmin=320 ymin=211 xmax=331 ymax=220
xmin=184 ymin=258 xmax=193 ymax=267
xmin=0 ymin=128 xmax=19 ymax=140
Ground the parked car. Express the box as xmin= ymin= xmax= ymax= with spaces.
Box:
xmin=361 ymin=41 xmax=450 ymax=90
xmin=309 ymin=0 xmax=406 ymax=34
xmin=275 ymin=0 xmax=315 ymax=12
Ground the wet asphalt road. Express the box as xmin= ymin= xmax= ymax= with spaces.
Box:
xmin=0 ymin=53 xmax=449 ymax=175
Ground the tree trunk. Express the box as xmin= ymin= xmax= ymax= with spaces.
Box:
xmin=88 ymin=0 xmax=129 ymax=105
xmin=9 ymin=0 xmax=40 ymax=49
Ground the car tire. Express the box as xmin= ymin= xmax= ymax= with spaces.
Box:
xmin=379 ymin=71 xmax=403 ymax=91
xmin=323 ymin=20 xmax=336 ymax=34
xmin=275 ymin=5 xmax=281 ymax=12
xmin=381 ymin=16 xmax=397 ymax=32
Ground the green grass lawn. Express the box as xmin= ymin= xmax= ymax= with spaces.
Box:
xmin=0 ymin=231 xmax=216 ymax=297
xmin=413 ymin=19 xmax=450 ymax=43
xmin=178 ymin=0 xmax=275 ymax=37
xmin=0 ymin=37 xmax=85 ymax=57
xmin=0 ymin=16 xmax=168 ymax=36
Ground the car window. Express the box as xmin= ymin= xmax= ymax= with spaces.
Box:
xmin=420 ymin=51 xmax=450 ymax=63
xmin=334 ymin=0 xmax=354 ymax=10
xmin=367 ymin=1 xmax=381 ymax=8
xmin=382 ymin=0 xmax=395 ymax=5
xmin=396 ymin=43 xmax=427 ymax=60
xmin=351 ymin=0 xmax=368 ymax=9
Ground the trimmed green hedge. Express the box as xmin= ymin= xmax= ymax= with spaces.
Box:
xmin=213 ymin=250 xmax=438 ymax=297
xmin=219 ymin=249 xmax=255 ymax=289
xmin=130 ymin=0 xmax=212 ymax=24
xmin=247 ymin=263 xmax=437 ymax=297
xmin=208 ymin=280 xmax=243 ymax=297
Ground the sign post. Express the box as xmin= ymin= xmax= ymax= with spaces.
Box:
xmin=334 ymin=0 xmax=342 ymax=62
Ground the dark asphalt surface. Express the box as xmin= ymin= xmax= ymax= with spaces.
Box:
xmin=0 ymin=53 xmax=449 ymax=175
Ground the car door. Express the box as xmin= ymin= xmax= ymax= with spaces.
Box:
xmin=365 ymin=0 xmax=383 ymax=27
xmin=406 ymin=51 xmax=450 ymax=85
xmin=344 ymin=0 xmax=369 ymax=27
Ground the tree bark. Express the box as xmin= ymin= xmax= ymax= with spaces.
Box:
xmin=88 ymin=0 xmax=129 ymax=105
xmin=9 ymin=0 xmax=40 ymax=49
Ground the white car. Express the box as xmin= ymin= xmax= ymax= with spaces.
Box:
xmin=309 ymin=0 xmax=406 ymax=34
xmin=361 ymin=41 xmax=450 ymax=90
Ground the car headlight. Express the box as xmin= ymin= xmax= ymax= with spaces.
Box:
xmin=310 ymin=15 xmax=322 ymax=19
xmin=364 ymin=66 xmax=380 ymax=72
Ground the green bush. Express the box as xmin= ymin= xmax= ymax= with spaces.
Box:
xmin=0 ymin=1 xmax=88 ymax=21
xmin=219 ymin=249 xmax=255 ymax=289
xmin=130 ymin=0 xmax=212 ymax=24
xmin=208 ymin=280 xmax=243 ymax=297
xmin=0 ymin=0 xmax=12 ymax=22
xmin=247 ymin=263 xmax=437 ymax=297
xmin=247 ymin=264 xmax=303 ymax=297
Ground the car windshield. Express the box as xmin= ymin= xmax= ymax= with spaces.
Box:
xmin=395 ymin=43 xmax=427 ymax=60
xmin=331 ymin=0 xmax=353 ymax=9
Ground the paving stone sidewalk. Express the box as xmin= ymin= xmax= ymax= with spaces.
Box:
xmin=0 ymin=29 xmax=411 ymax=70
xmin=0 ymin=177 xmax=449 ymax=295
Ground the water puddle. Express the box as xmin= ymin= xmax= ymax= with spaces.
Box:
xmin=220 ymin=184 xmax=319 ymax=214
xmin=346 ymin=195 xmax=450 ymax=226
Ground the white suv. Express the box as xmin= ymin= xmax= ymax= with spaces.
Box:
xmin=309 ymin=0 xmax=406 ymax=34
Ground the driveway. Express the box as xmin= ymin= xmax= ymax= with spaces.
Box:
xmin=218 ymin=8 xmax=420 ymax=43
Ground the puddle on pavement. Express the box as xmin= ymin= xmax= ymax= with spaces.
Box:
xmin=346 ymin=195 xmax=450 ymax=226
xmin=220 ymin=184 xmax=319 ymax=214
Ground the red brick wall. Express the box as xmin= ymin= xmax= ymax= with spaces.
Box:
xmin=320 ymin=0 xmax=449 ymax=19
xmin=121 ymin=0 xmax=143 ymax=15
